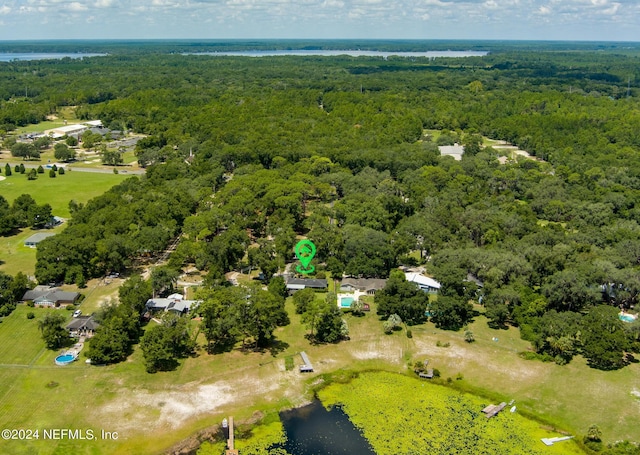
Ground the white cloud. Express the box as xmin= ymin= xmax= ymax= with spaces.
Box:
xmin=602 ymin=2 xmax=620 ymax=14
xmin=1 ymin=0 xmax=639 ymax=40
xmin=67 ymin=2 xmax=88 ymax=11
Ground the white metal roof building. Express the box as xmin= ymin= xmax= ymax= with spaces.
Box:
xmin=405 ymin=272 xmax=441 ymax=293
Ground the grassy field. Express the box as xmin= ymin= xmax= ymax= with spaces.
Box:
xmin=0 ymin=170 xmax=130 ymax=275
xmin=0 ymin=225 xmax=66 ymax=276
xmin=0 ymin=294 xmax=638 ymax=454
xmin=0 ymin=170 xmax=130 ymax=218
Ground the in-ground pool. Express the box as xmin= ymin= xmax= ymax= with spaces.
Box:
xmin=619 ymin=313 xmax=637 ymax=323
xmin=55 ymin=353 xmax=77 ymax=366
xmin=339 ymin=296 xmax=355 ymax=309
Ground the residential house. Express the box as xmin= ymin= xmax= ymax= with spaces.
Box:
xmin=145 ymin=293 xmax=200 ymax=315
xmin=22 ymin=286 xmax=80 ymax=307
xmin=66 ymin=315 xmax=100 ymax=338
xmin=405 ymin=272 xmax=441 ymax=293
xmin=340 ymin=278 xmax=387 ymax=295
xmin=285 ymin=277 xmax=328 ymax=293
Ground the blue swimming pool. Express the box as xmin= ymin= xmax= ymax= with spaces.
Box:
xmin=55 ymin=353 xmax=76 ymax=365
xmin=339 ymin=297 xmax=355 ymax=309
xmin=619 ymin=314 xmax=636 ymax=323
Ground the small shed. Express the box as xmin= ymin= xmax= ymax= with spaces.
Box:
xmin=24 ymin=232 xmax=55 ymax=247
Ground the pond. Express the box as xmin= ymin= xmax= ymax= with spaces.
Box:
xmin=279 ymin=399 xmax=376 ymax=455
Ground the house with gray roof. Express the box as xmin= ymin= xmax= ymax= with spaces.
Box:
xmin=22 ymin=287 xmax=79 ymax=307
xmin=340 ymin=278 xmax=387 ymax=295
xmin=285 ymin=277 xmax=328 ymax=293
xmin=66 ymin=315 xmax=100 ymax=338
xmin=145 ymin=293 xmax=200 ymax=315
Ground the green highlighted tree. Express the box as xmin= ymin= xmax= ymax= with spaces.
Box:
xmin=581 ymin=306 xmax=629 ymax=370
xmin=141 ymin=313 xmax=194 ymax=373
xmin=38 ymin=313 xmax=68 ymax=349
xmin=54 ymin=142 xmax=75 ymax=162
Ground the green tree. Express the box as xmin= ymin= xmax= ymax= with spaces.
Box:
xmin=4 ymin=163 xmax=11 ymax=176
xmin=198 ymin=286 xmax=243 ymax=353
xmin=293 ymin=287 xmax=316 ymax=314
xmin=65 ymin=135 xmax=78 ymax=147
xmin=141 ymin=314 xmax=193 ymax=373
xmin=0 ymin=271 xmax=18 ymax=316
xmin=375 ymin=270 xmax=429 ymax=325
xmin=350 ymin=299 xmax=365 ymax=316
xmin=100 ymin=148 xmax=123 ymax=166
xmin=267 ymin=276 xmax=288 ymax=301
xmin=464 ymin=329 xmax=475 ymax=343
xmin=54 ymin=142 xmax=75 ymax=162
xmin=34 ymin=136 xmax=51 ymax=150
xmin=150 ymin=266 xmax=180 ymax=297
xmin=581 ymin=305 xmax=629 ymax=370
xmin=38 ymin=313 xmax=68 ymax=349
xmin=586 ymin=424 xmax=602 ymax=443
xmin=11 ymin=142 xmax=39 ymax=160
xmin=430 ymin=295 xmax=474 ymax=331
xmin=49 ymin=169 xmax=56 ymax=178
xmin=140 ymin=324 xmax=175 ymax=373
xmin=315 ymin=303 xmax=347 ymax=343
xmin=119 ymin=275 xmax=152 ymax=314
xmin=86 ymin=304 xmax=140 ymax=365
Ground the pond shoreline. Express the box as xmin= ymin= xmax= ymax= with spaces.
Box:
xmin=169 ymin=368 xmax=588 ymax=455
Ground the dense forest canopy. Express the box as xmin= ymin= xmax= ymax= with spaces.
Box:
xmin=2 ymin=42 xmax=640 ymax=370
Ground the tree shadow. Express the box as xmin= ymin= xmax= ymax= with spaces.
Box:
xmin=236 ymin=338 xmax=290 ymax=357
xmin=487 ymin=321 xmax=510 ymax=330
xmin=268 ymin=339 xmax=290 ymax=357
xmin=207 ymin=339 xmax=236 ymax=355
xmin=150 ymin=358 xmax=180 ymax=373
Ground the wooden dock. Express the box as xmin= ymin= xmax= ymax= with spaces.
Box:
xmin=481 ymin=402 xmax=507 ymax=418
xmin=300 ymin=351 xmax=314 ymax=372
xmin=225 ymin=416 xmax=239 ymax=455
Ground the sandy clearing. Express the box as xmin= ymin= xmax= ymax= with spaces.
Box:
xmin=99 ymin=382 xmax=234 ymax=433
xmin=97 ymin=372 xmax=286 ymax=434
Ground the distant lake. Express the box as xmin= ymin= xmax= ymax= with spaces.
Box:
xmin=185 ymin=50 xmax=488 ymax=58
xmin=0 ymin=53 xmax=106 ymax=62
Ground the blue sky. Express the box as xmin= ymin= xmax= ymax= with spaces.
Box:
xmin=0 ymin=0 xmax=638 ymax=41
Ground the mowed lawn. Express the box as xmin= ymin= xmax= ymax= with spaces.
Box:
xmin=0 ymin=170 xmax=131 ymax=218
xmin=0 ymin=305 xmax=63 ymax=365
xmin=0 ymin=171 xmax=131 ymax=275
